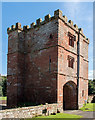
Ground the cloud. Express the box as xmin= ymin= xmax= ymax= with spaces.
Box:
xmin=62 ymin=2 xmax=80 ymax=22
xmin=89 ymin=70 xmax=93 ymax=79
xmin=63 ymin=2 xmax=93 ymax=24
xmin=88 ymin=69 xmax=95 ymax=80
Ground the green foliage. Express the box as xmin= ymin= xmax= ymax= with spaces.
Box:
xmin=2 ymin=78 xmax=7 ymax=96
xmin=0 ymin=86 xmax=2 ymax=96
xmin=88 ymin=80 xmax=95 ymax=95
xmin=22 ymin=113 xmax=83 ymax=120
xmin=34 ymin=113 xmax=83 ymax=119
xmin=0 ymin=97 xmax=7 ymax=100
xmin=80 ymin=103 xmax=95 ymax=111
xmin=0 ymin=76 xmax=2 ymax=96
xmin=0 ymin=76 xmax=7 ymax=97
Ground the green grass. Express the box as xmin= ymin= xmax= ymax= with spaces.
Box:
xmin=80 ymin=103 xmax=95 ymax=111
xmin=24 ymin=113 xmax=83 ymax=120
xmin=0 ymin=97 xmax=7 ymax=100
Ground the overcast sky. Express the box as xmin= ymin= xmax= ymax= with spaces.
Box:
xmin=0 ymin=1 xmax=93 ymax=79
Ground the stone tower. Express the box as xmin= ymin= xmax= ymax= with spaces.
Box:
xmin=7 ymin=9 xmax=89 ymax=109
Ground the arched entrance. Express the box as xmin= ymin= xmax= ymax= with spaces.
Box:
xmin=63 ymin=81 xmax=78 ymax=110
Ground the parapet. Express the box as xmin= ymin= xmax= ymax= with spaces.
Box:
xmin=7 ymin=9 xmax=89 ymax=41
xmin=7 ymin=22 xmax=23 ymax=34
xmin=23 ymin=25 xmax=29 ymax=31
xmin=54 ymin=9 xmax=63 ymax=18
xmin=45 ymin=14 xmax=51 ymax=22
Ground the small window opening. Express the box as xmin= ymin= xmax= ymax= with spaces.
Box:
xmin=68 ymin=55 xmax=74 ymax=68
xmin=82 ymin=90 xmax=84 ymax=97
xmin=68 ymin=32 xmax=76 ymax=47
xmin=49 ymin=34 xmax=53 ymax=39
xmin=49 ymin=56 xmax=51 ymax=72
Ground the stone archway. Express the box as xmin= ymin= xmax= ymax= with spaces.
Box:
xmin=63 ymin=81 xmax=78 ymax=110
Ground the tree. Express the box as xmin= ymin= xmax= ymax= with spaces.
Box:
xmin=88 ymin=80 xmax=95 ymax=95
xmin=0 ymin=86 xmax=2 ymax=96
xmin=2 ymin=76 xmax=7 ymax=96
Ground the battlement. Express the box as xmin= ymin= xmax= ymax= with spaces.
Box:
xmin=7 ymin=22 xmax=23 ymax=34
xmin=7 ymin=9 xmax=89 ymax=41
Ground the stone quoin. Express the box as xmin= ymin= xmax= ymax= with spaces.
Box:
xmin=7 ymin=9 xmax=89 ymax=110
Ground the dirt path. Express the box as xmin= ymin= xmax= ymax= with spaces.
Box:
xmin=64 ymin=110 xmax=95 ymax=119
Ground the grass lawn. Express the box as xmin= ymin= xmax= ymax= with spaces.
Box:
xmin=0 ymin=97 xmax=7 ymax=100
xmin=25 ymin=113 xmax=83 ymax=120
xmin=80 ymin=103 xmax=95 ymax=111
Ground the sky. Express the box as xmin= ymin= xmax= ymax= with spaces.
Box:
xmin=0 ymin=2 xmax=93 ymax=79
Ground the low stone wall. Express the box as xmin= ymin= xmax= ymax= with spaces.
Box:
xmin=0 ymin=100 xmax=6 ymax=105
xmin=0 ymin=103 xmax=63 ymax=119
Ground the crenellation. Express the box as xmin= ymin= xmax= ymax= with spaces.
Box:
xmin=79 ymin=28 xmax=83 ymax=34
xmin=68 ymin=20 xmax=73 ymax=26
xmin=50 ymin=16 xmax=55 ymax=21
xmin=74 ymin=24 xmax=78 ymax=29
xmin=40 ymin=20 xmax=45 ymax=25
xmin=7 ymin=27 xmax=11 ymax=34
xmin=86 ymin=38 xmax=89 ymax=41
xmin=45 ymin=14 xmax=51 ymax=22
xmin=23 ymin=26 xmax=27 ymax=31
xmin=78 ymin=28 xmax=87 ymax=39
xmin=26 ymin=25 xmax=29 ymax=29
xmin=7 ymin=22 xmax=22 ymax=34
xmin=16 ymin=22 xmax=22 ymax=30
xmin=63 ymin=15 xmax=68 ymax=22
xmin=30 ymin=22 xmax=35 ymax=29
xmin=23 ymin=25 xmax=29 ymax=31
xmin=36 ymin=18 xmax=42 ymax=25
xmin=54 ymin=9 xmax=63 ymax=18
xmin=11 ymin=25 xmax=15 ymax=30
xmin=83 ymin=35 xmax=86 ymax=39
xmin=7 ymin=10 xmax=86 ymax=35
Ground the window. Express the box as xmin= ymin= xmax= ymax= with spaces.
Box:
xmin=49 ymin=56 xmax=51 ymax=72
xmin=69 ymin=36 xmax=74 ymax=47
xmin=68 ymin=32 xmax=76 ymax=47
xmin=49 ymin=34 xmax=53 ymax=39
xmin=82 ymin=90 xmax=84 ymax=97
xmin=68 ymin=55 xmax=74 ymax=68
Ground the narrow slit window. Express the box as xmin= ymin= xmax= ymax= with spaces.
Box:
xmin=49 ymin=56 xmax=51 ymax=72
xmin=49 ymin=34 xmax=53 ymax=39
xmin=82 ymin=90 xmax=84 ymax=97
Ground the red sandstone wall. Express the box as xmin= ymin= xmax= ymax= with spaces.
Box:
xmin=78 ymin=33 xmax=89 ymax=108
xmin=7 ymin=29 xmax=25 ymax=107
xmin=57 ymin=18 xmax=89 ymax=109
xmin=57 ymin=19 xmax=78 ymax=109
xmin=24 ymin=19 xmax=58 ymax=104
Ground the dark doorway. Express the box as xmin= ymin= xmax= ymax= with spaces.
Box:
xmin=63 ymin=81 xmax=78 ymax=110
